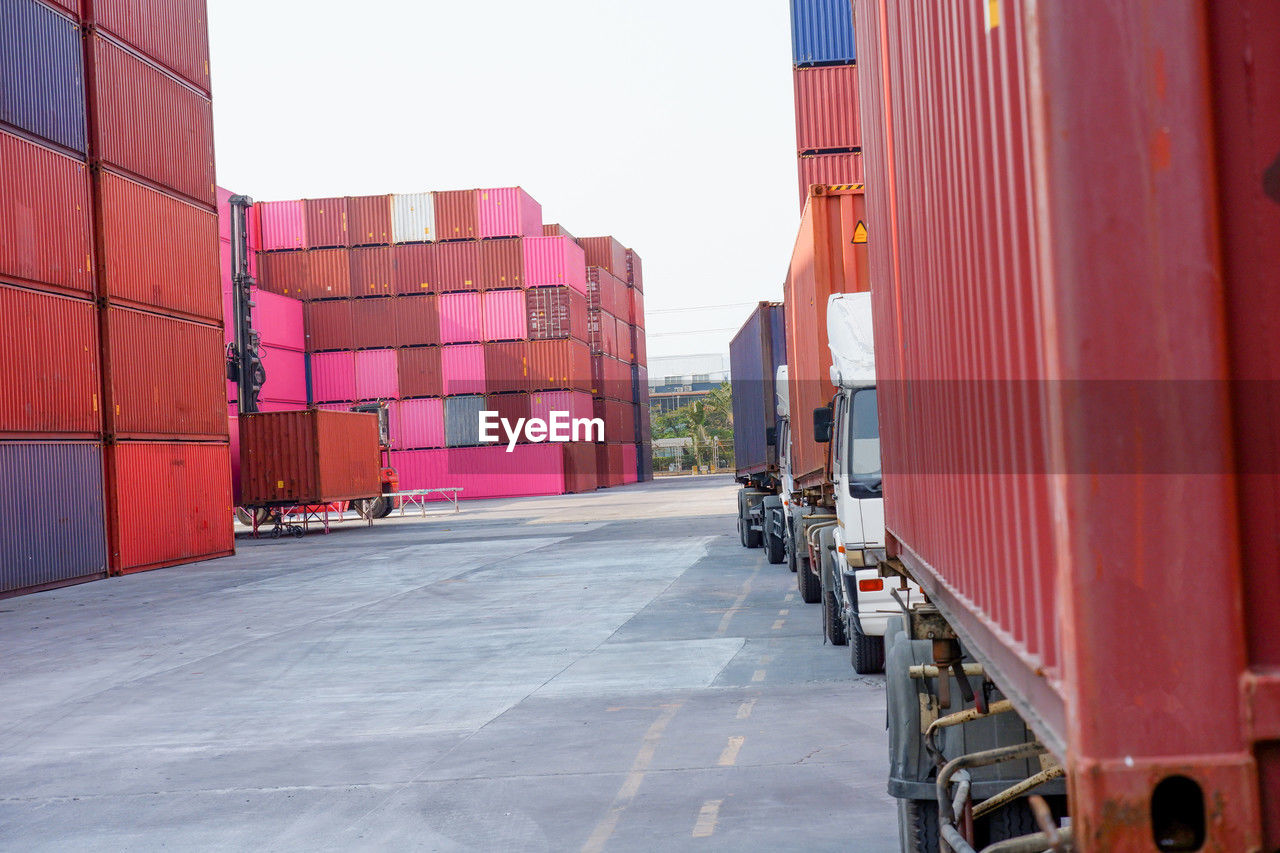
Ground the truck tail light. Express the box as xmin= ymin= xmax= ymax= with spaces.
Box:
xmin=859 ymin=579 xmax=884 ymax=593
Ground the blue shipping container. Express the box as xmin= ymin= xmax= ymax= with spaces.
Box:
xmin=790 ymin=0 xmax=857 ymax=66
xmin=1 ymin=442 xmax=108 ymax=596
xmin=0 ymin=0 xmax=87 ymax=155
xmin=730 ymin=302 xmax=787 ymax=478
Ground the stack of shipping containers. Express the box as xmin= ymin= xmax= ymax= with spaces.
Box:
xmin=790 ymin=0 xmax=861 ymax=209
xmin=0 ymin=0 xmax=232 ymax=596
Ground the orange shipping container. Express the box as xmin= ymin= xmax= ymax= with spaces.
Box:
xmin=239 ymin=410 xmax=382 ymax=506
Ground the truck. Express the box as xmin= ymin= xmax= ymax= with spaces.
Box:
xmin=852 ymin=0 xmax=1278 ymax=848
xmin=729 ymin=302 xmax=787 ymax=563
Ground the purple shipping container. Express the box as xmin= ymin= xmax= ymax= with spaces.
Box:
xmin=0 ymin=0 xmax=86 ymax=155
xmin=481 ymin=289 xmax=527 ymax=342
xmin=523 ymin=236 xmax=587 ymax=294
xmin=389 ymin=397 xmax=444 ymax=449
xmin=441 ymin=344 xmax=485 ymax=395
xmin=439 ymin=291 xmax=482 ymax=344
xmin=355 ymin=348 xmax=398 ymax=400
xmin=258 ymin=346 xmax=307 ymax=404
xmin=310 ymin=350 xmax=357 ymax=403
xmin=258 ymin=201 xmax=306 ymax=251
xmin=0 ymin=442 xmax=107 ymax=596
xmin=477 ymin=187 xmax=543 ymax=239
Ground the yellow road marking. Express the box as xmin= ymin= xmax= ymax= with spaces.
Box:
xmin=692 ymin=799 xmax=724 ymax=838
xmin=778 ymin=609 xmax=790 ymax=616
xmin=752 ymin=670 xmax=766 ymax=683
xmin=759 ymin=655 xmax=774 ymax=665
xmin=736 ymin=699 xmax=757 ymax=720
xmin=772 ymin=619 xmax=785 ymax=630
xmin=716 ymin=565 xmax=760 ymax=636
xmin=785 ymin=593 xmax=795 ymax=602
xmin=718 ymin=736 xmax=745 ymax=767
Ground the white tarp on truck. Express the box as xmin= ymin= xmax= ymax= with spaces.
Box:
xmin=827 ymin=292 xmax=876 ymax=387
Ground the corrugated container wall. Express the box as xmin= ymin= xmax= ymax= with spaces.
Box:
xmin=481 ymin=289 xmax=527 ymax=342
xmin=389 ymin=397 xmax=444 ymax=449
xmin=477 ymin=187 xmax=542 ymax=239
xmin=346 ymin=195 xmax=391 ymax=246
xmin=258 ymin=201 xmax=306 ymax=251
xmin=789 ymin=0 xmax=856 ymax=66
xmin=439 ymin=291 xmax=483 ymax=344
xmin=239 ymin=410 xmax=380 ymax=505
xmin=793 ymin=64 xmax=860 ymax=153
xmin=391 ymin=192 xmax=435 ymax=243
xmin=434 ymin=190 xmax=478 ymax=241
xmin=529 ymin=339 xmax=591 ymax=393
xmin=478 ymin=238 xmax=523 ymax=290
xmin=729 ymin=302 xmax=785 ymax=478
xmin=304 ymin=197 xmax=347 ymax=248
xmin=398 ymin=346 xmax=443 ymax=398
xmin=527 ymin=286 xmax=587 ymax=342
xmin=310 ymin=350 xmax=357 ymax=403
xmin=394 ymin=243 xmax=435 ymax=295
xmin=354 ymin=348 xmax=398 ymax=400
xmin=394 ymin=295 xmax=440 ymax=347
xmin=0 ymin=0 xmax=87 ymax=155
xmin=625 ymin=249 xmax=642 ymax=292
xmin=578 ymin=236 xmax=628 ymax=279
xmin=440 ymin=344 xmax=485 ymax=395
xmin=484 ymin=341 xmax=529 ymax=394
xmin=433 ymin=241 xmax=479 ymax=292
xmin=444 ymin=395 xmax=485 ymax=447
xmin=524 ymin=236 xmax=587 ymax=293
xmin=797 ymin=153 xmax=863 ymax=211
xmin=350 ymin=246 xmax=393 ymax=296
xmin=88 ymin=0 xmax=212 ymax=94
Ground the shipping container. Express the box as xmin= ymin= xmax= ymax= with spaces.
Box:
xmin=256 ymin=249 xmax=308 ymax=297
xmin=578 ymin=236 xmax=628 ymax=280
xmin=440 ymin=343 xmax=486 ymax=395
xmin=351 ymin=296 xmax=396 ymax=350
xmin=89 ymin=34 xmax=215 ymax=206
xmin=595 ymin=443 xmax=627 ymax=488
xmin=305 ymin=299 xmax=354 ymax=352
xmin=789 ymin=0 xmax=856 ymax=66
xmin=0 ymin=442 xmax=107 ymax=597
xmin=97 ymin=170 xmax=221 ymax=322
xmin=625 ymin=248 xmax=642 ymax=292
xmin=309 ymin=350 xmax=357 ymax=403
xmin=542 ymin=223 xmax=578 ymax=241
xmin=439 ymin=291 xmax=482 ymax=344
xmin=0 ymin=131 xmax=94 ymax=296
xmin=523 ymin=236 xmax=587 ymax=293
xmin=257 ymin=201 xmax=306 ymax=251
xmin=390 ymin=191 xmax=435 ymax=243
xmin=239 ymin=409 xmax=380 ymax=506
xmin=855 ymin=0 xmax=1280 ymax=844
xmin=444 ymin=394 xmax=485 ymax=447
xmin=354 ymin=348 xmax=398 ymax=400
xmin=434 ymin=189 xmax=478 ymax=241
xmin=256 ymin=345 xmax=307 ymax=405
xmin=785 ymin=185 xmax=867 ymax=487
xmin=588 ymin=310 xmax=620 ymax=358
xmin=562 ymin=441 xmax=597 ymax=493
xmin=252 ymin=289 xmax=305 ymax=351
xmin=0 ymin=285 xmax=100 ymax=437
xmin=528 ymin=339 xmax=591 ymax=393
xmin=389 ymin=396 xmax=444 ymax=449
xmin=444 ymin=444 xmax=565 ymax=499
xmin=392 ymin=242 xmax=436 ymax=295
xmin=304 ymin=197 xmax=347 ymax=249
xmin=432 ymin=241 xmax=480 ymax=292
xmin=397 ymin=346 xmax=443 ymax=398
xmin=586 ymin=266 xmax=629 ymax=318
xmin=629 ymin=287 xmax=645 ymax=330
xmin=527 ymin=286 xmax=588 ymax=342
xmin=481 ymin=289 xmax=527 ymax=342
xmin=631 ymin=326 xmax=647 ymax=368
xmin=638 ymin=440 xmax=652 ymax=482
xmin=387 ymin=448 xmax=449 ymax=492
xmin=592 ymin=353 xmax=632 ymax=401
xmin=793 ymin=64 xmax=860 ymax=153
xmin=394 ymin=294 xmax=440 ymax=347
xmin=477 ymin=187 xmax=542 ymax=239
xmin=796 ymin=153 xmax=863 ymax=210
xmin=528 ymin=390 xmax=594 ymax=428
xmin=0 ymin=0 xmax=86 ymax=154
xmin=483 ymin=341 xmax=529 ymax=394
xmin=595 ymin=398 xmax=636 ymax=445
xmin=350 ymin=246 xmax=393 ymax=296
xmin=484 ymin=392 xmax=531 ymax=436
xmin=103 ymin=305 xmax=227 ymax=438
xmin=728 ymin=302 xmax=786 ymax=478
xmin=299 ymin=248 xmax=352 ymax=300
xmin=88 ymin=0 xmax=211 ymax=94
xmin=106 ymin=441 xmax=233 ymax=574
xmin=477 ymin=237 xmax=523 ymax=290
xmin=621 ymin=444 xmax=638 ymax=485
xmin=346 ymin=194 xmax=391 ymax=246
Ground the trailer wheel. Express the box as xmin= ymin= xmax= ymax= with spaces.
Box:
xmin=823 ymin=588 xmax=848 ymax=646
xmin=785 ymin=524 xmax=798 ymax=573
xmin=797 ymin=550 xmax=822 ymax=604
xmin=898 ymin=799 xmax=939 ymax=853
xmin=851 ymin=618 xmax=885 ymax=674
xmin=764 ymin=519 xmax=785 ymax=564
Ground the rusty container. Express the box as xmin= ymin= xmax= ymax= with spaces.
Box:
xmin=239 ymin=409 xmax=381 ymax=506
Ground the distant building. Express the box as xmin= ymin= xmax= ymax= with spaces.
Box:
xmin=647 ymin=354 xmax=729 ymax=413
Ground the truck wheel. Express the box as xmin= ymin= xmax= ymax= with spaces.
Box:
xmin=785 ymin=528 xmax=798 ymax=573
xmin=764 ymin=521 xmax=785 ymax=564
xmin=823 ymin=588 xmax=848 ymax=645
xmin=797 ymin=550 xmax=822 ymax=604
xmin=898 ymin=799 xmax=940 ymax=853
xmin=851 ymin=618 xmax=885 ymax=674
xmin=977 ymin=796 xmax=1067 ymax=846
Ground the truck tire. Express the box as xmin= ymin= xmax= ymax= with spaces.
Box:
xmin=898 ymin=799 xmax=940 ymax=853
xmin=823 ymin=588 xmax=848 ymax=645
xmin=785 ymin=526 xmax=798 ymax=573
xmin=851 ymin=618 xmax=885 ymax=674
xmin=797 ymin=548 xmax=822 ymax=604
xmin=977 ymin=795 xmax=1068 ymax=846
xmin=764 ymin=518 xmax=785 ymax=564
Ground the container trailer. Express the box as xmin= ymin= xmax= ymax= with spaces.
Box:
xmin=853 ymin=0 xmax=1280 ymax=849
xmin=729 ymin=302 xmax=787 ymax=559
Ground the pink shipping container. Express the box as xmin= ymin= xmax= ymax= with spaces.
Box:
xmin=387 ymin=448 xmax=450 ymax=493
xmin=440 ymin=344 xmax=486 ymax=395
xmin=389 ymin=397 xmax=444 ymax=449
xmin=621 ymin=444 xmax=638 ymax=484
xmin=253 ymin=289 xmax=306 ymax=351
xmin=257 ymin=201 xmax=306 ymax=251
xmin=528 ymin=391 xmax=595 ymax=430
xmin=793 ymin=64 xmax=861 ymax=153
xmin=796 ymin=152 xmax=863 ymax=211
xmin=477 ymin=187 xmax=543 ymax=239
xmin=257 ymin=399 xmax=308 ymax=414
xmin=439 ymin=291 xmax=482 ymax=344
xmin=447 ymin=445 xmax=570 ymax=499
xmin=310 ymin=350 xmax=357 ymax=403
xmin=354 ymin=348 xmax=398 ymax=400
xmin=523 ymin=236 xmax=587 ymax=294
xmin=481 ymin=289 xmax=527 ymax=342
xmin=257 ymin=346 xmax=307 ymax=404
xmin=304 ymin=197 xmax=348 ymax=248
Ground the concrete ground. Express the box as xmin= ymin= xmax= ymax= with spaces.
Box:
xmin=0 ymin=474 xmax=897 ymax=852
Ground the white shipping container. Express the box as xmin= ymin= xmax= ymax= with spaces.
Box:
xmin=391 ymin=192 xmax=436 ymax=244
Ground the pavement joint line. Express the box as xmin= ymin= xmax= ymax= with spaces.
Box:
xmin=736 ymin=699 xmax=758 ymax=720
xmin=691 ymin=799 xmax=724 ymax=838
xmin=717 ymin=736 xmax=745 ymax=767
xmin=752 ymin=670 xmax=767 ymax=682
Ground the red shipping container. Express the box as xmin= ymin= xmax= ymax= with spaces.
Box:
xmin=97 ymin=170 xmax=221 ymax=322
xmin=434 ymin=189 xmax=478 ymax=241
xmin=397 ymin=346 xmax=443 ymax=398
xmin=484 ymin=392 xmax=531 ymax=433
xmin=0 ymin=284 xmax=101 ymax=437
xmin=594 ymin=399 xmax=636 ymax=444
xmin=631 ymin=326 xmax=647 ymax=367
xmin=562 ymin=442 xmax=597 ymax=493
xmin=346 ymin=195 xmax=392 ymax=246
xmin=299 ymin=249 xmax=352 ymax=301
xmin=351 ymin=297 xmax=396 ymax=350
xmin=239 ymin=410 xmax=380 ymax=505
xmin=89 ymin=35 xmax=215 ymax=206
xmin=350 ymin=246 xmax=393 ymax=296
xmin=796 ymin=153 xmax=863 ymax=211
xmin=621 ymin=444 xmax=638 ymax=485
xmin=394 ymin=295 xmax=440 ymax=347
xmin=256 ymin=251 xmax=309 ymax=298
xmin=304 ymin=197 xmax=348 ymax=248
xmin=393 ymin=243 xmax=435 ymax=295
xmin=0 ymin=131 xmax=94 ymax=297
xmin=615 ymin=316 xmax=631 ymax=362
xmin=89 ymin=0 xmax=211 ymax=94
xmin=629 ymin=287 xmax=644 ymax=330
xmin=478 ymin=237 xmax=523 ymax=290
xmin=483 ymin=341 xmax=529 ymax=394
xmin=592 ymin=354 xmax=632 ymax=401
xmin=587 ymin=267 xmax=628 ymax=318
xmin=354 ymin=349 xmax=398 ymax=400
xmin=594 ymin=443 xmax=627 ymax=489
xmin=792 ymin=64 xmax=860 ymax=153
xmin=433 ymin=241 xmax=480 ymax=292
xmin=305 ymin=300 xmax=355 ymax=352
xmin=103 ymin=306 xmax=227 ymax=439
xmin=588 ymin=310 xmax=619 ymax=358
xmin=44 ymin=0 xmax=78 ymax=17
xmin=528 ymin=339 xmax=591 ymax=393
xmin=106 ymin=441 xmax=233 ymax=574
xmin=578 ymin=237 xmax=628 ymax=279
xmin=625 ymin=249 xmax=642 ymax=292
xmin=527 ymin=286 xmax=588 ymax=342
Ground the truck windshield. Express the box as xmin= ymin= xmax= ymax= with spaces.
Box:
xmin=848 ymin=389 xmax=881 ymax=498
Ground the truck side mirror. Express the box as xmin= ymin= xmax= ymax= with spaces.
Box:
xmin=813 ymin=406 xmax=834 ymax=443
xmin=766 ymin=426 xmax=777 ymax=447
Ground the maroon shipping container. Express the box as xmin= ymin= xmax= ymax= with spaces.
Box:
xmin=587 ymin=310 xmax=619 ymax=358
xmin=631 ymin=326 xmax=647 ymax=369
xmin=483 ymin=341 xmax=529 ymax=394
xmin=578 ymin=237 xmax=628 ymax=279
xmin=256 ymin=250 xmax=309 ymax=299
xmin=527 ymin=286 xmax=588 ymax=342
xmin=484 ymin=392 xmax=530 ymax=433
xmin=299 ymin=249 xmax=352 ymax=301
xmin=397 ymin=346 xmax=443 ymax=398
xmin=304 ymin=197 xmax=347 ymax=248
xmin=594 ymin=443 xmax=627 ymax=488
xmin=350 ymin=246 xmax=393 ymax=296
xmin=88 ymin=0 xmax=211 ymax=94
xmin=592 ymin=354 xmax=632 ymax=402
xmin=0 ymin=131 xmax=94 ymax=297
xmin=239 ymin=409 xmax=381 ymax=505
xmin=625 ymin=249 xmax=642 ymax=292
xmin=304 ymin=299 xmax=354 ymax=351
xmin=433 ymin=241 xmax=480 ymax=292
xmin=562 ymin=441 xmax=597 ymax=493
xmin=97 ymin=170 xmax=221 ymax=322
xmin=103 ymin=305 xmax=228 ymax=438
xmin=106 ymin=441 xmax=233 ymax=575
xmin=351 ymin=297 xmax=396 ymax=350
xmin=528 ymin=339 xmax=591 ymax=393
xmin=796 ymin=153 xmax=863 ymax=211
xmin=88 ymin=35 xmax=215 ymax=207
xmin=346 ymin=194 xmax=391 ymax=246
xmin=793 ymin=64 xmax=860 ymax=153
xmin=0 ymin=284 xmax=101 ymax=437
xmin=394 ymin=294 xmax=440 ymax=347
xmin=587 ymin=267 xmax=629 ymax=318
xmin=594 ymin=399 xmax=636 ymax=445
xmin=393 ymin=242 xmax=435 ymax=295
xmin=856 ymin=0 xmax=1280 ymax=844
xmin=478 ymin=237 xmax=523 ymax=290
xmin=629 ymin=287 xmax=644 ymax=330
xmin=434 ymin=189 xmax=478 ymax=241
xmin=542 ymin=223 xmax=578 ymax=242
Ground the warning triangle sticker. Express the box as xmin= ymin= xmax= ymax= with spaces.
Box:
xmin=852 ymin=221 xmax=868 ymax=244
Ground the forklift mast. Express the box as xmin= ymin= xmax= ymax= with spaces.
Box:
xmin=227 ymin=195 xmax=265 ymax=415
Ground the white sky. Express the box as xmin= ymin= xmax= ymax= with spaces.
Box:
xmin=208 ymin=0 xmax=800 ymax=366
